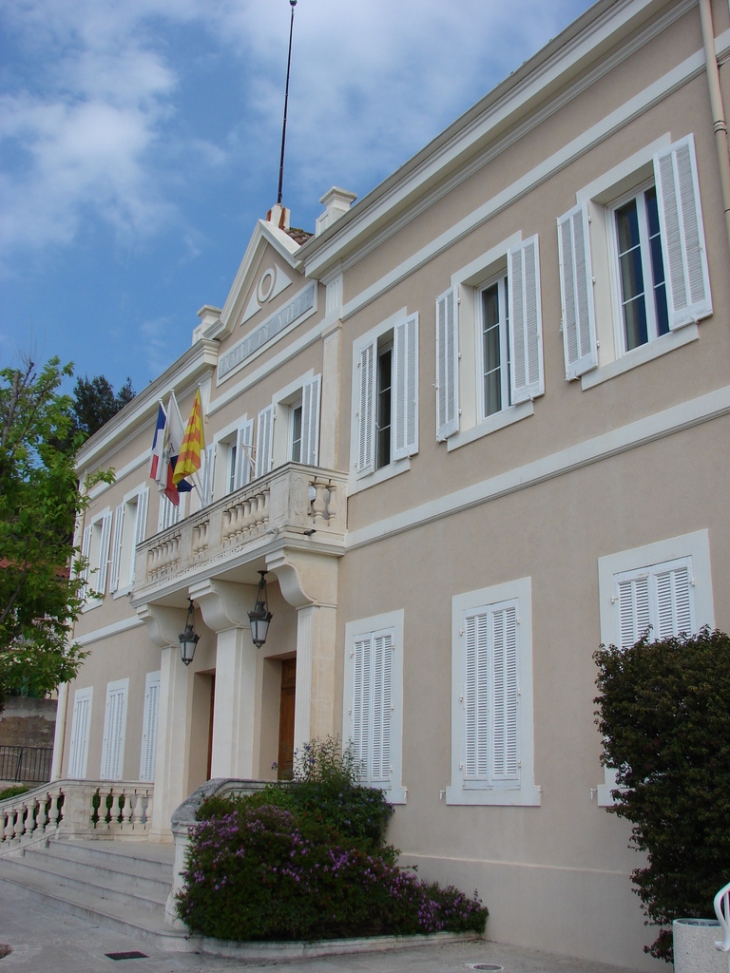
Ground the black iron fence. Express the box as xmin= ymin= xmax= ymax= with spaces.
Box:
xmin=0 ymin=746 xmax=53 ymax=784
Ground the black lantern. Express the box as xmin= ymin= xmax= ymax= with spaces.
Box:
xmin=178 ymin=599 xmax=200 ymax=666
xmin=248 ymin=571 xmax=273 ymax=648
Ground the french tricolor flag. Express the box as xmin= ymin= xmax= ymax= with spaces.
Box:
xmin=149 ymin=403 xmax=167 ymax=481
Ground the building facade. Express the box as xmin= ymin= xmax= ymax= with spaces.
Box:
xmin=53 ymin=0 xmax=730 ymax=966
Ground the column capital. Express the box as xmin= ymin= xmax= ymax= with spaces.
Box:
xmin=136 ymin=604 xmax=188 ymax=648
xmin=188 ymin=578 xmax=254 ymax=633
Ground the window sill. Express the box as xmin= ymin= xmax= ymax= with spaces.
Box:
xmin=581 ymin=323 xmax=699 ymax=390
xmin=445 ymin=783 xmax=541 ymax=806
xmin=348 ymin=457 xmax=411 ymax=496
xmin=113 ymin=585 xmax=133 ymax=600
xmin=446 ymin=401 xmax=534 ymax=452
xmin=81 ymin=597 xmax=102 ymax=613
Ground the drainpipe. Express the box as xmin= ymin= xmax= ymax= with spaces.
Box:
xmin=699 ymin=0 xmax=730 ymax=254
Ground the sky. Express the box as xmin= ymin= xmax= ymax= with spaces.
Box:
xmin=0 ymin=0 xmax=596 ymax=398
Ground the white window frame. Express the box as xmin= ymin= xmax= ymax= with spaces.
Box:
xmin=213 ymin=415 xmax=254 ymax=500
xmin=110 ymin=485 xmax=149 ymax=598
xmin=447 ymin=577 xmax=540 ymax=806
xmin=350 ymin=309 xmax=418 ymax=493
xmin=271 ymin=370 xmax=322 ymax=469
xmin=100 ymin=677 xmax=129 ymax=781
xmin=139 ymin=670 xmax=161 ymax=782
xmin=81 ymin=508 xmax=113 ymax=610
xmin=439 ymin=233 xmax=543 ymax=453
xmin=67 ymin=686 xmax=93 ymax=779
xmin=343 ymin=609 xmax=406 ymax=803
xmin=570 ymin=134 xmax=711 ymax=390
xmin=596 ymin=529 xmax=714 ymax=805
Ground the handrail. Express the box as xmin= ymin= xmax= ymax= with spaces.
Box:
xmin=714 ymin=880 xmax=730 ymax=961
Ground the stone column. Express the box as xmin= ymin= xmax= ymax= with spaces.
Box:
xmin=188 ymin=579 xmax=258 ymax=780
xmin=266 ymin=550 xmax=339 ymax=752
xmin=136 ymin=604 xmax=190 ymax=841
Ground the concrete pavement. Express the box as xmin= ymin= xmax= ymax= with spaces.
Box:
xmin=0 ymin=878 xmax=645 ymax=973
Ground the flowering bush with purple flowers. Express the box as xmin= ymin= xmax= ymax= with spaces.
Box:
xmin=176 ymin=738 xmax=487 ymax=942
xmin=176 ymin=802 xmax=487 ymax=941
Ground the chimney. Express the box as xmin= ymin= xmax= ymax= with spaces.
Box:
xmin=266 ymin=203 xmax=291 ymax=231
xmin=315 ymin=187 xmax=357 ymax=236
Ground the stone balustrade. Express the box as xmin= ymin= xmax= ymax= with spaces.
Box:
xmin=136 ymin=464 xmax=348 ymax=593
xmin=0 ymin=779 xmax=154 ymax=852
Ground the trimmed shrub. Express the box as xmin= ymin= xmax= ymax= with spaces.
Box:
xmin=595 ymin=628 xmax=730 ymax=963
xmin=0 ymin=784 xmax=28 ymax=801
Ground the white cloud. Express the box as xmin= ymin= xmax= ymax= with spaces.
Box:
xmin=0 ymin=0 xmax=593 ymax=262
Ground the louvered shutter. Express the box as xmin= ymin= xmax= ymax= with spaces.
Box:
xmin=352 ymin=636 xmax=372 ymax=779
xmin=95 ymin=512 xmax=113 ymax=595
xmin=301 ymin=374 xmax=321 ymax=466
xmin=201 ymin=444 xmax=215 ymax=503
xmin=491 ymin=606 xmax=519 ymax=781
xmin=100 ymin=683 xmax=127 ymax=780
xmin=392 ymin=315 xmax=418 ymax=460
xmin=80 ymin=525 xmax=92 ymax=585
xmin=654 ymin=136 xmax=712 ymax=329
xmin=436 ymin=287 xmax=459 ymax=440
xmin=617 ymin=575 xmax=650 ymax=648
xmin=655 ymin=564 xmax=693 ymax=640
xmin=464 ymin=612 xmax=489 ymax=781
xmin=68 ymin=689 xmax=92 ymax=779
xmin=371 ymin=631 xmax=393 ymax=782
xmin=557 ymin=203 xmax=597 ymax=379
xmin=139 ymin=673 xmax=161 ymax=782
xmin=235 ymin=419 xmax=254 ymax=488
xmin=109 ymin=504 xmax=125 ymax=593
xmin=508 ymin=237 xmax=544 ymax=404
xmin=356 ymin=341 xmax=376 ymax=478
xmin=135 ymin=488 xmax=149 ymax=546
xmin=255 ymin=405 xmax=274 ymax=479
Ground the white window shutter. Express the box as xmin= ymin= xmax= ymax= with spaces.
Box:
xmin=135 ymin=488 xmax=149 ymax=546
xmin=371 ymin=631 xmax=393 ymax=782
xmin=201 ymin=444 xmax=215 ymax=503
xmin=68 ymin=689 xmax=92 ymax=779
xmin=464 ymin=612 xmax=489 ymax=781
xmin=236 ymin=419 xmax=254 ymax=488
xmin=654 ymin=136 xmax=712 ymax=329
xmin=139 ymin=672 xmax=161 ymax=782
xmin=617 ymin=575 xmax=650 ymax=648
xmin=392 ymin=314 xmax=419 ymax=461
xmin=80 ymin=525 xmax=92 ymax=585
xmin=356 ymin=341 xmax=376 ymax=478
xmin=655 ymin=564 xmax=693 ymax=640
xmin=109 ymin=504 xmax=125 ymax=593
xmin=96 ymin=512 xmax=113 ymax=595
xmin=508 ymin=236 xmax=544 ymax=404
xmin=557 ymin=203 xmax=597 ymax=379
xmin=436 ymin=287 xmax=459 ymax=440
xmin=491 ymin=606 xmax=519 ymax=782
xmin=352 ymin=636 xmax=372 ymax=779
xmin=100 ymin=683 xmax=127 ymax=780
xmin=301 ymin=374 xmax=322 ymax=466
xmin=255 ymin=404 xmax=274 ymax=479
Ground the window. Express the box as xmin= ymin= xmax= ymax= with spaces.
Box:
xmin=100 ymin=678 xmax=128 ymax=781
xmin=81 ymin=509 xmax=112 ymax=604
xmin=255 ymin=373 xmax=321 ymax=479
xmin=139 ymin=671 xmax=160 ymax=782
xmin=352 ymin=311 xmax=418 ymax=484
xmin=436 ymin=236 xmax=543 ymax=449
xmin=109 ymin=487 xmax=149 ymax=595
xmin=559 ymin=135 xmax=712 ymax=386
xmin=290 ymin=398 xmax=303 ymax=462
xmin=596 ymin=530 xmax=714 ymax=805
xmin=447 ymin=577 xmax=540 ymax=806
xmin=158 ymin=492 xmax=185 ymax=532
xmin=214 ymin=419 xmax=254 ymax=498
xmin=67 ymin=686 xmax=92 ymax=779
xmin=343 ymin=610 xmax=406 ymax=803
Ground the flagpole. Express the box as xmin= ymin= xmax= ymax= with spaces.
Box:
xmin=277 ymin=0 xmax=297 ymax=206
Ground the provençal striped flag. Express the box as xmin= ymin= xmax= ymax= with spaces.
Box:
xmin=173 ymin=389 xmax=205 ymax=485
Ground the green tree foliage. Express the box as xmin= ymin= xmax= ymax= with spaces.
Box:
xmin=594 ymin=629 xmax=730 ymax=962
xmin=0 ymin=358 xmax=111 ymax=704
xmin=72 ymin=374 xmax=135 ymax=441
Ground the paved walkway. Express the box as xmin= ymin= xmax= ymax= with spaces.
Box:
xmin=0 ymin=879 xmax=643 ymax=973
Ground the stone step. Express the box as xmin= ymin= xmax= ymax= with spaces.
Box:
xmin=16 ymin=847 xmax=171 ymax=905
xmin=0 ymin=838 xmax=186 ymax=947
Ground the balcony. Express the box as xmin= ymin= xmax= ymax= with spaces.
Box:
xmin=133 ymin=464 xmax=347 ymax=602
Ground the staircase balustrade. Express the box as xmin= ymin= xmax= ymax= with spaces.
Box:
xmin=0 ymin=779 xmax=155 ymax=853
